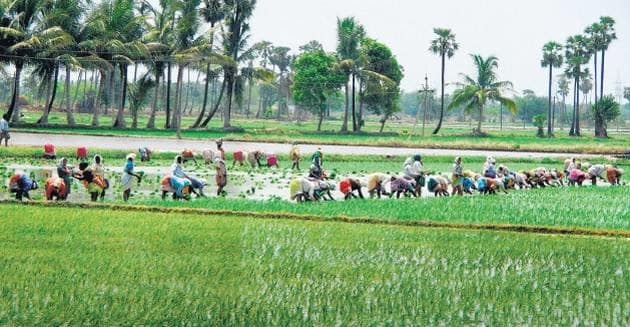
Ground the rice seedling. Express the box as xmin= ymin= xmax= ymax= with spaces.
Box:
xmin=0 ymin=205 xmax=626 ymax=325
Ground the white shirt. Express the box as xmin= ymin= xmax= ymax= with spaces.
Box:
xmin=0 ymin=119 xmax=8 ymax=132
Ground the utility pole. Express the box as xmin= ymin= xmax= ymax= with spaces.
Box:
xmin=417 ymin=75 xmax=435 ymax=137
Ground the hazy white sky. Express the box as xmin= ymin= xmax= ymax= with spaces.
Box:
xmin=249 ymin=0 xmax=630 ymax=98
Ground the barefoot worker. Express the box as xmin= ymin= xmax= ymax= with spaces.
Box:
xmin=121 ymin=153 xmax=142 ymax=202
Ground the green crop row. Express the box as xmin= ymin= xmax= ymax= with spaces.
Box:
xmin=0 ymin=205 xmax=627 ymax=325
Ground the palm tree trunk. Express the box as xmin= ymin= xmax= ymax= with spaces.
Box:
xmin=357 ymin=81 xmax=364 ymax=132
xmin=432 ymin=54 xmax=446 ymax=134
xmin=547 ymin=65 xmax=553 ymax=137
xmin=593 ymin=53 xmax=598 ymax=109
xmin=351 ymin=74 xmax=357 ymax=132
xmin=477 ymin=105 xmax=483 ymax=134
xmin=72 ymin=70 xmax=83 ymax=111
xmin=165 ymin=62 xmax=172 ymax=129
xmin=569 ymin=78 xmax=576 ymax=136
xmin=575 ymin=76 xmax=580 ymax=136
xmin=7 ymin=61 xmax=23 ymax=122
xmin=183 ymin=68 xmax=191 ymax=115
xmin=192 ymin=64 xmax=211 ymax=128
xmin=113 ymin=65 xmax=128 ymax=128
xmin=223 ymin=69 xmax=234 ymax=129
xmin=37 ymin=64 xmax=60 ymax=125
xmin=600 ymin=50 xmax=605 ymax=100
xmin=341 ymin=81 xmax=349 ymax=132
xmin=200 ymin=77 xmax=226 ymax=127
xmin=256 ymin=84 xmax=263 ymax=119
xmin=170 ymin=66 xmax=180 ymax=129
xmin=92 ymin=71 xmax=105 ymax=127
xmin=65 ymin=65 xmax=76 ymax=126
xmin=147 ymin=71 xmax=161 ymax=129
xmin=246 ymin=78 xmax=253 ymax=118
xmin=175 ymin=64 xmax=185 ymax=138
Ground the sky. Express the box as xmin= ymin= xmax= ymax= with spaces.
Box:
xmin=248 ymin=0 xmax=630 ymax=100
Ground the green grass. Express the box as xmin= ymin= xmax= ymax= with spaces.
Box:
xmin=14 ymin=112 xmax=630 ymax=154
xmin=130 ymin=186 xmax=630 ymax=231
xmin=0 ymin=204 xmax=627 ymax=325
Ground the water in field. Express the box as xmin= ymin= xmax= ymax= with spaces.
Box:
xmin=0 ymin=161 xmax=613 ymax=203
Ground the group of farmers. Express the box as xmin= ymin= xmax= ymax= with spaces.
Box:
xmin=289 ymin=154 xmax=625 ymax=202
xmin=6 ymin=140 xmax=625 ymax=203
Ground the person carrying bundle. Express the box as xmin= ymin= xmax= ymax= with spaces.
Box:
xmin=121 ymin=153 xmax=142 ymax=202
xmin=9 ymin=172 xmax=38 ymax=200
xmin=339 ymin=177 xmax=364 ymax=200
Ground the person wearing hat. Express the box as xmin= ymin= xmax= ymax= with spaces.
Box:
xmin=9 ymin=171 xmax=38 ymax=200
xmin=121 ymin=153 xmax=142 ymax=202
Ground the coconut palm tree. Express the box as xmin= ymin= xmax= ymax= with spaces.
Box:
xmin=564 ymin=35 xmax=590 ymax=136
xmin=221 ymin=0 xmax=256 ymax=130
xmin=269 ymin=46 xmax=292 ymax=119
xmin=429 ymin=27 xmax=458 ymax=135
xmin=142 ymin=0 xmax=175 ymax=129
xmin=191 ymin=0 xmax=225 ymax=128
xmin=448 ymin=54 xmax=516 ymax=135
xmin=336 ymin=17 xmax=365 ymax=132
xmin=540 ymin=41 xmax=563 ymax=137
xmin=83 ymin=0 xmax=148 ymax=128
xmin=128 ymin=73 xmax=156 ymax=128
xmin=169 ymin=0 xmax=203 ymax=138
xmin=0 ymin=0 xmax=46 ymax=121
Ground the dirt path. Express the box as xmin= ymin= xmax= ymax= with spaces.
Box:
xmin=10 ymin=132 xmax=603 ymax=159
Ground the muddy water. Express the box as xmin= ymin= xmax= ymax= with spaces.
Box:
xmin=1 ymin=162 xmax=455 ymax=203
